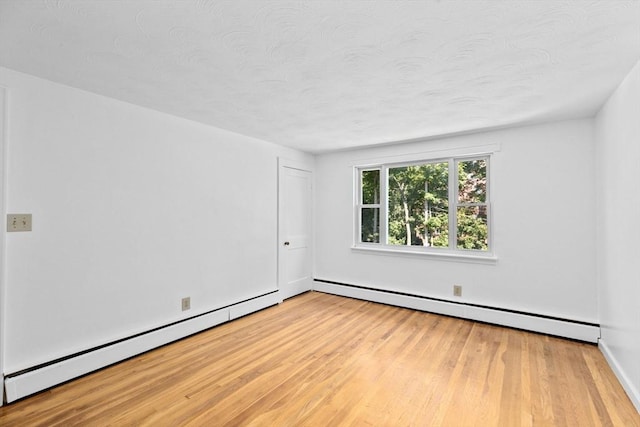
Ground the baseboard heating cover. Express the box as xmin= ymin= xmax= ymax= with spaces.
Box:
xmin=4 ymin=291 xmax=281 ymax=403
xmin=313 ymin=280 xmax=600 ymax=343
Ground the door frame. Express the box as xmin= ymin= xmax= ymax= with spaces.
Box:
xmin=277 ymin=157 xmax=314 ymax=301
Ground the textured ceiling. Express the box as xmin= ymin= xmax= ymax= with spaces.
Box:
xmin=1 ymin=0 xmax=639 ymax=153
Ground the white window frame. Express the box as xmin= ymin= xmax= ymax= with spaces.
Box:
xmin=353 ymin=148 xmax=497 ymax=263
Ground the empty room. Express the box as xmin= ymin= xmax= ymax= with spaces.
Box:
xmin=0 ymin=0 xmax=639 ymax=425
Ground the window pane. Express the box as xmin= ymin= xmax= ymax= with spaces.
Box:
xmin=388 ymin=163 xmax=448 ymax=247
xmin=361 ymin=207 xmax=380 ymax=243
xmin=456 ymin=206 xmax=488 ymax=250
xmin=458 ymin=159 xmax=487 ymax=203
xmin=361 ymin=169 xmax=380 ymax=205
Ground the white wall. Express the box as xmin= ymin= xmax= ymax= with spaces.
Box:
xmin=0 ymin=86 xmax=7 ymax=404
xmin=315 ymin=119 xmax=597 ymax=323
xmin=595 ymin=60 xmax=640 ymax=411
xmin=0 ymin=66 xmax=312 ymax=374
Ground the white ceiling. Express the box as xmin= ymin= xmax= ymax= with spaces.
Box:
xmin=1 ymin=1 xmax=639 ymax=153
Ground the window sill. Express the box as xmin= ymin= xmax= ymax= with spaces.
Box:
xmin=351 ymin=245 xmax=498 ymax=264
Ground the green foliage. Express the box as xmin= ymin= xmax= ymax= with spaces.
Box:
xmin=361 ymin=169 xmax=380 ymax=205
xmin=388 ymin=163 xmax=449 ymax=247
xmin=384 ymin=159 xmax=488 ymax=250
xmin=361 ymin=208 xmax=380 ymax=243
xmin=456 ymin=206 xmax=488 ymax=250
xmin=458 ymin=159 xmax=487 ymax=203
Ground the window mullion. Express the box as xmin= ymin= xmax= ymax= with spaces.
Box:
xmin=449 ymin=159 xmax=457 ymax=250
xmin=485 ymin=156 xmax=491 ymax=250
xmin=381 ymin=166 xmax=389 ymax=245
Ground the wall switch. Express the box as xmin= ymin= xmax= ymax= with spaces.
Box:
xmin=181 ymin=297 xmax=191 ymax=311
xmin=453 ymin=285 xmax=462 ymax=297
xmin=7 ymin=214 xmax=32 ymax=232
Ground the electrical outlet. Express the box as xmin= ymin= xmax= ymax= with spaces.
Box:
xmin=453 ymin=285 xmax=462 ymax=297
xmin=7 ymin=214 xmax=32 ymax=232
xmin=181 ymin=297 xmax=191 ymax=311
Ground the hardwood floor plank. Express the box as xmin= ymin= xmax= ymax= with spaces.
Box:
xmin=0 ymin=291 xmax=638 ymax=426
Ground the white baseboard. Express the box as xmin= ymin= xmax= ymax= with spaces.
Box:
xmin=4 ymin=291 xmax=280 ymax=403
xmin=599 ymin=339 xmax=640 ymax=413
xmin=313 ymin=281 xmax=600 ymax=343
xmin=229 ymin=291 xmax=282 ymax=320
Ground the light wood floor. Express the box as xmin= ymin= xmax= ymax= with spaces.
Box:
xmin=1 ymin=291 xmax=638 ymax=426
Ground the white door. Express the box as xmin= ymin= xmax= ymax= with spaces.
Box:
xmin=278 ymin=159 xmax=313 ymax=300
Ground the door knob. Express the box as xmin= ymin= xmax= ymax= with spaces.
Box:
xmin=284 ymin=241 xmax=290 ymax=246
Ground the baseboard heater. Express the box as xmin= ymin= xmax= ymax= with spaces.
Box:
xmin=313 ymin=279 xmax=600 ymax=343
xmin=3 ymin=291 xmax=281 ymax=403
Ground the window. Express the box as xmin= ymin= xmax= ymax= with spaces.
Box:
xmin=356 ymin=156 xmax=491 ymax=256
xmin=360 ymin=169 xmax=381 ymax=243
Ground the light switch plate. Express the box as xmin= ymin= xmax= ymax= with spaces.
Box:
xmin=7 ymin=214 xmax=32 ymax=232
